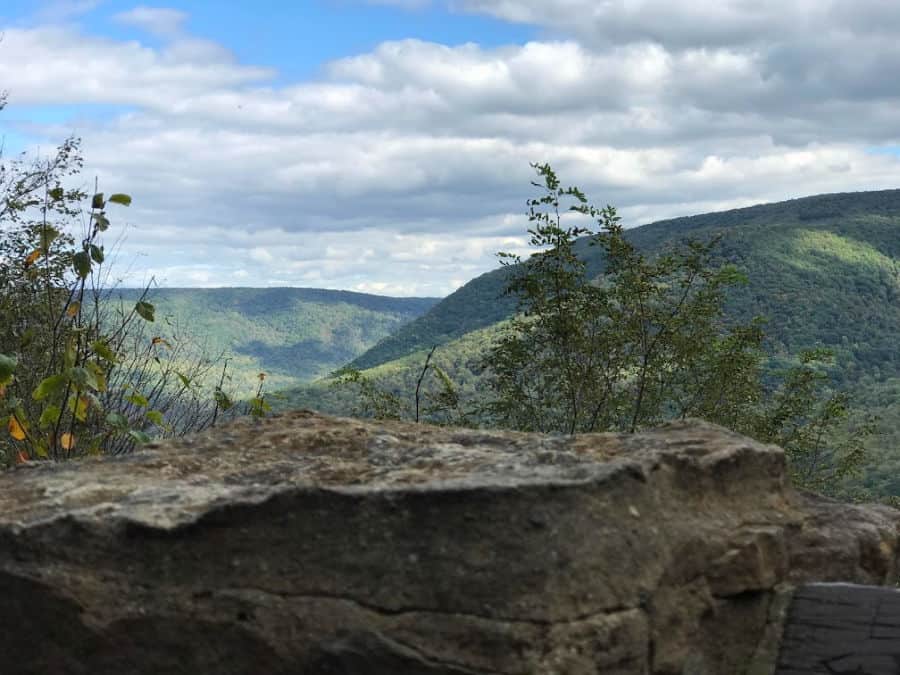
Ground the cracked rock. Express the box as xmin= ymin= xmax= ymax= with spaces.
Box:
xmin=0 ymin=410 xmax=898 ymax=674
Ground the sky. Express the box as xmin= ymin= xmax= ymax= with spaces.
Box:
xmin=2 ymin=1 xmax=900 ymax=297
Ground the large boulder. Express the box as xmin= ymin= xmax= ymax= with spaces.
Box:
xmin=0 ymin=411 xmax=897 ymax=674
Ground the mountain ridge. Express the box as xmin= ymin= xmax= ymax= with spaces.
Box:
xmin=348 ymin=187 xmax=900 ymax=372
xmin=111 ymin=286 xmax=440 ymax=314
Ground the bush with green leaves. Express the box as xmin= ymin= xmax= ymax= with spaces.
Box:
xmin=483 ymin=165 xmax=758 ymax=434
xmin=333 ymin=163 xmax=873 ymax=496
xmin=0 ymin=127 xmax=268 ymax=465
xmin=0 ymin=142 xmax=147 ymax=460
xmin=486 ymin=163 xmax=874 ymax=493
xmin=330 ymin=345 xmax=470 ymax=426
xmin=745 ymin=348 xmax=877 ymax=495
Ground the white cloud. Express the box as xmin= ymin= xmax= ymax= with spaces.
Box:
xmin=3 ymin=2 xmax=900 ymax=294
xmin=0 ymin=26 xmax=271 ymax=107
xmin=32 ymin=0 xmax=102 ymax=23
xmin=114 ymin=6 xmax=188 ymax=38
xmin=249 ymin=247 xmax=274 ymax=263
xmin=456 ymin=0 xmax=889 ymax=49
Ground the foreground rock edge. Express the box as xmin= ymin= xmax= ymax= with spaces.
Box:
xmin=0 ymin=410 xmax=897 ymax=675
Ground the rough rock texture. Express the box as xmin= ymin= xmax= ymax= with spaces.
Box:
xmin=776 ymin=583 xmax=900 ymax=674
xmin=0 ymin=411 xmax=898 ymax=675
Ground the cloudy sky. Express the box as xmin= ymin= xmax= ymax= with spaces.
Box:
xmin=2 ymin=0 xmax=900 ymax=296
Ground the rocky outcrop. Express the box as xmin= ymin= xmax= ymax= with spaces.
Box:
xmin=0 ymin=411 xmax=897 ymax=674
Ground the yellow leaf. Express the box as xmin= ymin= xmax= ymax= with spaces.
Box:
xmin=73 ymin=395 xmax=90 ymax=422
xmin=24 ymin=249 xmax=42 ymax=269
xmin=8 ymin=416 xmax=26 ymax=441
xmin=60 ymin=432 xmax=75 ymax=451
xmin=151 ymin=336 xmax=172 ymax=349
xmin=66 ymin=301 xmax=81 ymax=318
xmin=0 ymin=384 xmax=6 ymax=399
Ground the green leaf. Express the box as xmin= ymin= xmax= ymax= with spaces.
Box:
xmin=73 ymin=251 xmax=91 ymax=279
xmin=108 ymin=193 xmax=132 ymax=206
xmin=39 ymin=226 xmax=60 ymax=251
xmin=0 ymin=354 xmax=17 ymax=386
xmin=69 ymin=395 xmax=90 ymax=422
xmin=146 ymin=410 xmax=164 ymax=427
xmin=93 ymin=213 xmax=110 ymax=232
xmin=128 ymin=429 xmax=151 ymax=444
xmin=33 ymin=373 xmax=68 ymax=401
xmin=249 ymin=397 xmax=272 ymax=418
xmin=48 ymin=187 xmax=65 ymax=201
xmin=19 ymin=328 xmax=35 ymax=349
xmin=176 ymin=372 xmax=192 ymax=388
xmin=63 ymin=339 xmax=77 ymax=369
xmin=126 ymin=392 xmax=149 ymax=408
xmin=91 ymin=193 xmax=105 ymax=209
xmin=84 ymin=361 xmax=107 ymax=392
xmin=38 ymin=405 xmax=61 ymax=429
xmin=89 ymin=244 xmax=105 ymax=264
xmin=106 ymin=412 xmax=129 ymax=430
xmin=214 ymin=388 xmax=234 ymax=411
xmin=68 ymin=366 xmax=99 ymax=392
xmin=91 ymin=340 xmax=117 ymax=363
xmin=135 ymin=301 xmax=155 ymax=322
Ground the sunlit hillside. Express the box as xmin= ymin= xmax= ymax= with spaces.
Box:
xmin=277 ymin=189 xmax=900 ymax=495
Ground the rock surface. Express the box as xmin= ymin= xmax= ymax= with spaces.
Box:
xmin=776 ymin=583 xmax=900 ymax=674
xmin=0 ymin=410 xmax=898 ymax=674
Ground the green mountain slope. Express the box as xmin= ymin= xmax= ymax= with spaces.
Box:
xmin=277 ymin=321 xmax=503 ymax=417
xmin=350 ymin=188 xmax=900 ymax=379
xmin=280 ymin=189 xmax=900 ymax=496
xmin=110 ymin=287 xmax=440 ymax=392
xmin=346 ymin=267 xmax=517 ymax=370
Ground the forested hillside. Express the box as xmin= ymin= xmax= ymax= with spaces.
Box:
xmin=111 ymin=287 xmax=439 ymax=391
xmin=279 ymin=189 xmax=900 ymax=495
xmin=350 ymin=189 xmax=900 ymax=377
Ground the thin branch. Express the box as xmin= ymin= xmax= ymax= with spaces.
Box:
xmin=415 ymin=345 xmax=438 ymax=424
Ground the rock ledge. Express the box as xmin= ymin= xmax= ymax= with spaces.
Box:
xmin=0 ymin=411 xmax=897 ymax=674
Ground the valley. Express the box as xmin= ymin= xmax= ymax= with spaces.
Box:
xmin=107 ymin=286 xmax=439 ymax=394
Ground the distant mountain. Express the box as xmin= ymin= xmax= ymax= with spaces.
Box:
xmin=280 ymin=189 xmax=900 ymax=496
xmin=109 ymin=287 xmax=440 ymax=392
